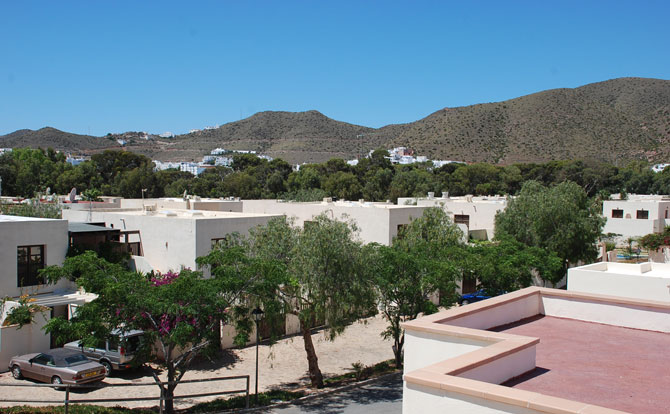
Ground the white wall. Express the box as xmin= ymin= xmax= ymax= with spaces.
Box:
xmin=63 ymin=210 xmax=277 ymax=275
xmin=445 ymin=294 xmax=541 ymax=330
xmin=403 ymin=382 xmax=538 ymax=414
xmin=403 ymin=330 xmax=488 ymax=374
xmin=243 ymin=200 xmax=428 ymax=245
xmin=541 ymin=294 xmax=670 ymax=333
xmin=120 ymin=198 xmax=243 ymax=212
xmin=0 ymin=311 xmax=51 ymax=373
xmin=0 ymin=216 xmax=72 ymax=298
xmin=407 ymin=197 xmax=507 ymax=241
xmin=603 ymin=199 xmax=670 ymax=240
xmin=568 ymin=263 xmax=670 ymax=302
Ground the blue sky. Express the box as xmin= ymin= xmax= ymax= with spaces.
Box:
xmin=1 ymin=1 xmax=668 ymax=136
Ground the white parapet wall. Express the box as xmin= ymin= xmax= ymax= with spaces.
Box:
xmin=568 ymin=262 xmax=670 ymax=302
xmin=402 ymin=287 xmax=667 ymax=414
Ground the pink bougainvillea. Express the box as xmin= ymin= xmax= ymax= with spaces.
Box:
xmin=150 ymin=270 xmax=180 ymax=286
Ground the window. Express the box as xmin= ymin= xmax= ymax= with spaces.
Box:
xmin=454 ymin=214 xmax=470 ymax=228
xmin=32 ymin=354 xmax=50 ymax=365
xmin=611 ymin=209 xmax=624 ymax=218
xmin=636 ymin=210 xmax=649 ymax=220
xmin=211 ymin=237 xmax=228 ymax=248
xmin=17 ymin=245 xmax=45 ymax=287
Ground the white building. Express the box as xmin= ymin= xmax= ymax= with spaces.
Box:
xmin=568 ymin=262 xmax=670 ymax=302
xmin=119 ymin=197 xmax=243 ymax=212
xmin=652 ymin=163 xmax=670 ymax=173
xmin=66 ymin=156 xmax=88 ymax=166
xmin=242 ymin=199 xmax=431 ymax=246
xmin=602 ymin=196 xmax=670 ymax=241
xmin=62 ymin=208 xmax=280 ymax=275
xmin=0 ymin=216 xmax=94 ymax=372
xmin=398 ymin=193 xmax=507 ymax=241
xmin=159 ymin=132 xmax=175 ymax=138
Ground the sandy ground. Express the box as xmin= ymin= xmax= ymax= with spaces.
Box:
xmin=0 ymin=315 xmax=394 ymax=410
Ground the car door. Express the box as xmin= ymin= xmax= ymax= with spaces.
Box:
xmin=82 ymin=338 xmax=106 ymax=362
xmin=29 ymin=354 xmax=52 ymax=382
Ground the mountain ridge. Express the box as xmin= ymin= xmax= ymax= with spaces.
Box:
xmin=2 ymin=77 xmax=669 ymax=164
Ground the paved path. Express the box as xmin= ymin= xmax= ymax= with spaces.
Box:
xmin=0 ymin=315 xmax=395 ymax=410
xmin=265 ymin=373 xmax=402 ymax=414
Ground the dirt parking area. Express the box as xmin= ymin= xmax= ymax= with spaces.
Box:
xmin=0 ymin=315 xmax=393 ymax=410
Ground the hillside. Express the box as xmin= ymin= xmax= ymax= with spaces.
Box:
xmin=0 ymin=127 xmax=114 ymax=153
xmin=2 ymin=77 xmax=669 ymax=164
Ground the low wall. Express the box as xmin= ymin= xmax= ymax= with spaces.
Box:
xmin=0 ymin=312 xmax=50 ymax=373
xmin=402 ymin=287 xmax=647 ymax=414
xmin=540 ymin=290 xmax=670 ymax=333
xmin=568 ymin=264 xmax=670 ymax=302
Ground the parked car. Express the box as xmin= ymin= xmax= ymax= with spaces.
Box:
xmin=458 ymin=289 xmax=505 ymax=305
xmin=9 ymin=348 xmax=106 ymax=387
xmin=64 ymin=329 xmax=144 ymax=376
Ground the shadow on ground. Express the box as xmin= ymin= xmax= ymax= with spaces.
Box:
xmin=259 ymin=373 xmax=403 ymax=414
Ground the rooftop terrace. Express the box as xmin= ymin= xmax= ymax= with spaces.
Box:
xmin=402 ymin=287 xmax=670 ymax=414
xmin=494 ymin=315 xmax=670 ymax=413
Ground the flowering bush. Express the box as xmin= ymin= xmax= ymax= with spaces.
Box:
xmin=639 ymin=226 xmax=670 ymax=251
xmin=2 ymin=294 xmax=48 ymax=328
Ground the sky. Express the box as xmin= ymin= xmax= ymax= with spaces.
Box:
xmin=1 ymin=1 xmax=669 ymax=136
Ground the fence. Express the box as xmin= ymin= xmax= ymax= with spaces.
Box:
xmin=0 ymin=375 xmax=250 ymax=414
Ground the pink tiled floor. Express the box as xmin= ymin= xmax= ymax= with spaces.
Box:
xmin=491 ymin=315 xmax=670 ymax=414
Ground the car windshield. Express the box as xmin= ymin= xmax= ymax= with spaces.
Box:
xmin=63 ymin=354 xmax=89 ymax=366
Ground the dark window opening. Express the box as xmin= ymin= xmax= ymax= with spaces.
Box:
xmin=611 ymin=209 xmax=624 ymax=218
xmin=637 ymin=210 xmax=649 ymax=220
xmin=17 ymin=245 xmax=45 ymax=287
xmin=454 ymin=214 xmax=470 ymax=228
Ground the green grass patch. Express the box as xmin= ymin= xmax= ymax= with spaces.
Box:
xmin=1 ymin=406 xmax=154 ymax=414
xmin=188 ymin=389 xmax=305 ymax=412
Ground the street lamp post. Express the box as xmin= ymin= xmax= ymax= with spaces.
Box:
xmin=251 ymin=307 xmax=264 ymax=405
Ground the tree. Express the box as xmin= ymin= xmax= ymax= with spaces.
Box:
xmin=371 ymin=207 xmax=463 ymax=366
xmin=369 ymin=244 xmax=456 ymax=367
xmin=322 ymin=171 xmax=363 ymax=200
xmin=198 ymin=215 xmax=375 ymax=388
xmin=494 ymin=181 xmax=605 ymax=276
xmin=42 ymin=252 xmax=235 ymax=414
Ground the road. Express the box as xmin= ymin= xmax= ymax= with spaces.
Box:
xmin=265 ymin=372 xmax=402 ymax=414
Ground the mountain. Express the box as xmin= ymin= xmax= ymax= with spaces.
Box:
xmin=2 ymin=77 xmax=669 ymax=164
xmin=0 ymin=127 xmax=115 ymax=152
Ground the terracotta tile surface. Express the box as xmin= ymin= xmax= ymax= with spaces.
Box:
xmin=491 ymin=315 xmax=670 ymax=414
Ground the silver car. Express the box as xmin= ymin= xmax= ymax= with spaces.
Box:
xmin=64 ymin=329 xmax=144 ymax=376
xmin=9 ymin=348 xmax=106 ymax=387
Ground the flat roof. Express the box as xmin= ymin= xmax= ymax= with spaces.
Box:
xmin=0 ymin=214 xmax=62 ymax=223
xmin=85 ymin=208 xmax=280 ymax=219
xmin=577 ymin=262 xmax=670 ymax=277
xmin=493 ymin=315 xmax=670 ymax=414
xmin=68 ymin=222 xmax=118 ymax=233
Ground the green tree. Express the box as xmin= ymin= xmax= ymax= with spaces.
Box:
xmin=494 ymin=181 xmax=605 ymax=276
xmin=369 ymin=208 xmax=463 ymax=366
xmin=323 ymin=171 xmax=363 ymax=200
xmin=199 ymin=215 xmax=375 ymax=388
xmin=42 ymin=252 xmax=236 ymax=414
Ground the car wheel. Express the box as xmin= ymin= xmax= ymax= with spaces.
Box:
xmin=460 ymin=299 xmax=470 ymax=305
xmin=11 ymin=365 xmax=23 ymax=380
xmin=51 ymin=376 xmax=64 ymax=391
xmin=101 ymin=360 xmax=112 ymax=377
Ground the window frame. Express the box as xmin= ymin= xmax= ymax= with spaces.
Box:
xmin=611 ymin=209 xmax=624 ymax=218
xmin=17 ymin=245 xmax=45 ymax=287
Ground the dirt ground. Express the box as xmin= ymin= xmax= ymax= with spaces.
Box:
xmin=0 ymin=315 xmax=394 ymax=410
